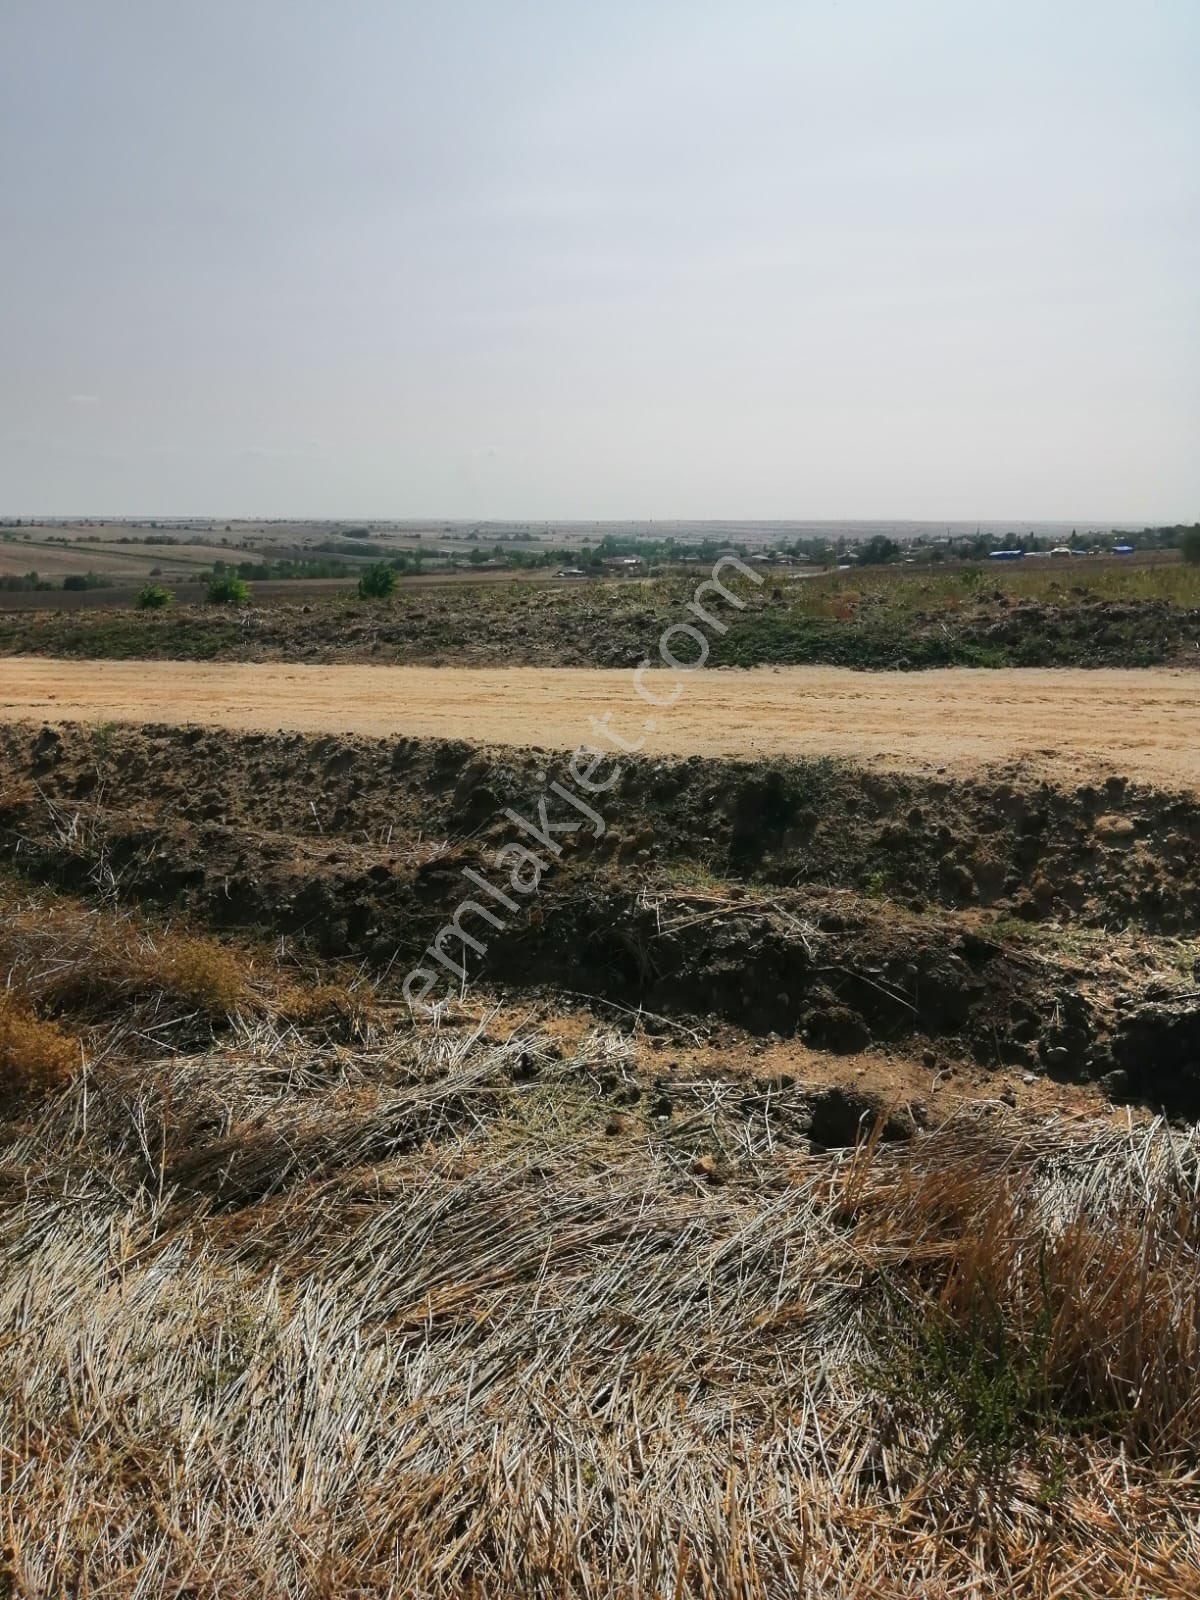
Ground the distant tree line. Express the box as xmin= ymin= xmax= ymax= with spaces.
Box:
xmin=0 ymin=570 xmax=113 ymax=592
xmin=203 ymin=556 xmax=359 ymax=582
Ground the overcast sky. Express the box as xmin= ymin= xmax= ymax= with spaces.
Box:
xmin=1 ymin=0 xmax=1196 ymax=520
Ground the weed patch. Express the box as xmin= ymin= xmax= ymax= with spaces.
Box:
xmin=858 ymin=1158 xmax=1200 ymax=1472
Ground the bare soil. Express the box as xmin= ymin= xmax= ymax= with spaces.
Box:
xmin=3 ymin=720 xmax=1197 ymax=1114
xmin=2 ymin=656 xmax=1198 ymax=789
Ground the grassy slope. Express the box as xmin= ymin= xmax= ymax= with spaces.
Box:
xmin=1 ymin=559 xmax=1198 ymax=668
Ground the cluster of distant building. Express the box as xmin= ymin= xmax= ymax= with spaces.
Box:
xmin=556 ymin=555 xmax=644 ymax=578
xmin=986 ymin=544 xmax=1135 ymax=561
xmin=551 ymin=543 xmax=1146 ymax=579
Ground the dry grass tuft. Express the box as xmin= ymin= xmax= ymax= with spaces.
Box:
xmin=148 ymin=933 xmax=245 ymax=1013
xmin=848 ymin=1136 xmax=1200 ymax=1469
xmin=276 ymin=979 xmax=375 ymax=1034
xmin=0 ymin=875 xmax=251 ymax=1021
xmin=0 ymin=994 xmax=77 ymax=1101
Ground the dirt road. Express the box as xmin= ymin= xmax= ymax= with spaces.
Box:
xmin=1 ymin=656 xmax=1196 ymax=788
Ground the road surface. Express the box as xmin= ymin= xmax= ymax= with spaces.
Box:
xmin=1 ymin=656 xmax=1196 ymax=788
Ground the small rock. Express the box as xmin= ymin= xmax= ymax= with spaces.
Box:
xmin=511 ymin=1050 xmax=539 ymax=1082
xmin=691 ymin=1153 xmax=722 ymax=1183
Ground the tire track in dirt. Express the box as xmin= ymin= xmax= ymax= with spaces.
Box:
xmin=1 ymin=655 xmax=1197 ymax=789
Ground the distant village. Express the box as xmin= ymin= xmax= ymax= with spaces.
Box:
xmin=3 ymin=517 xmax=1194 ymax=595
xmin=546 ymin=524 xmax=1188 ymax=580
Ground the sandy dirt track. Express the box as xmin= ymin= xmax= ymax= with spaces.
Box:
xmin=1 ymin=656 xmax=1197 ymax=789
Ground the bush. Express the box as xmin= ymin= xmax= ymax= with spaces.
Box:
xmin=1182 ymin=528 xmax=1200 ymax=566
xmin=136 ymin=583 xmax=174 ymax=610
xmin=357 ymin=562 xmax=398 ymax=600
xmin=206 ymin=575 xmax=250 ymax=606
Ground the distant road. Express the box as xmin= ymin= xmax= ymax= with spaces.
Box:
xmin=2 ymin=657 xmax=1196 ymax=790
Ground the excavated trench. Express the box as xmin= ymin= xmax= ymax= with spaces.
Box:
xmin=2 ymin=722 xmax=1198 ymax=1112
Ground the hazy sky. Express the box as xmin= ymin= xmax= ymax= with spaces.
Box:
xmin=1 ymin=0 xmax=1196 ymax=520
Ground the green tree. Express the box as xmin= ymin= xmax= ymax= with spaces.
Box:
xmin=206 ymin=575 xmax=250 ymax=605
xmin=1181 ymin=527 xmax=1200 ymax=566
xmin=136 ymin=583 xmax=174 ymax=610
xmin=859 ymin=535 xmax=900 ymax=566
xmin=357 ymin=561 xmax=398 ymax=599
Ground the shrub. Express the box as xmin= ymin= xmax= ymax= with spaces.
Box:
xmin=1182 ymin=527 xmax=1200 ymax=566
xmin=136 ymin=583 xmax=175 ymax=610
xmin=206 ymin=575 xmax=250 ymax=606
xmin=357 ymin=562 xmax=398 ymax=600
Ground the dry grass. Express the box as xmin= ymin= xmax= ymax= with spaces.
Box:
xmin=276 ymin=979 xmax=376 ymax=1036
xmin=786 ymin=555 xmax=1200 ymax=620
xmin=0 ymin=994 xmax=77 ymax=1101
xmin=0 ymin=875 xmax=249 ymax=1022
xmin=847 ymin=1134 xmax=1200 ymax=1465
xmin=0 ymin=1002 xmax=1196 ymax=1597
